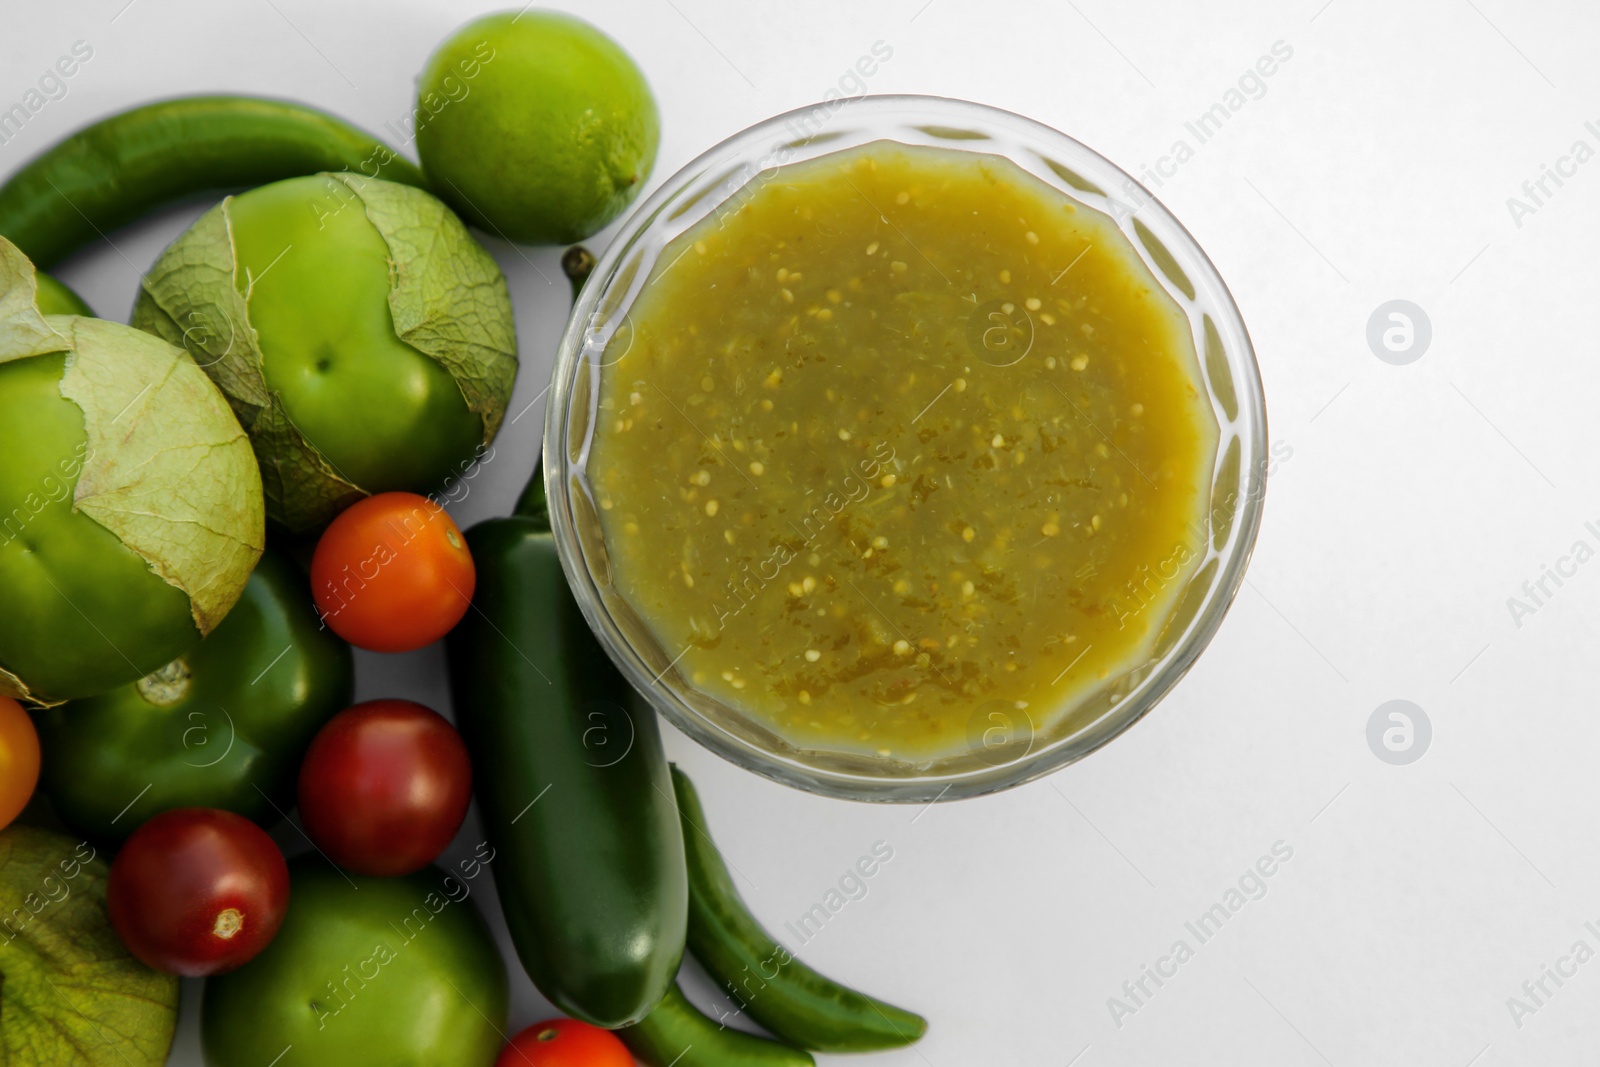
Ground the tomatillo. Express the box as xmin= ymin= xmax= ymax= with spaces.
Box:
xmin=202 ymin=857 xmax=508 ymax=1067
xmin=32 ymin=272 xmax=91 ymax=316
xmin=134 ymin=173 xmax=518 ymax=533
xmin=35 ymin=548 xmax=353 ymax=844
xmin=0 ymin=238 xmax=264 ymax=705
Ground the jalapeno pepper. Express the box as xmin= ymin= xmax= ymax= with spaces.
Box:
xmin=443 ymin=248 xmax=686 ymax=1028
xmin=672 ymin=766 xmax=928 ymax=1052
xmin=0 ymin=95 xmax=424 ymax=269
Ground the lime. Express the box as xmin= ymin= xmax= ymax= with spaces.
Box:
xmin=416 ymin=10 xmax=660 ymax=244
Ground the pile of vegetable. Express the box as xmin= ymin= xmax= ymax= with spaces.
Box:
xmin=0 ymin=10 xmax=928 ymax=1067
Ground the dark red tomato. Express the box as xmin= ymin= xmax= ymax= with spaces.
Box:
xmin=495 ymin=1018 xmax=633 ymax=1067
xmin=107 ymin=808 xmax=289 ymax=976
xmin=297 ymin=699 xmax=472 ymax=877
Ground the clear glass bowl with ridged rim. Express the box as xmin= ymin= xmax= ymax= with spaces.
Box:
xmin=543 ymin=94 xmax=1267 ymax=803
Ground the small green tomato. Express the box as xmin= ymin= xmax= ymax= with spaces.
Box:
xmin=0 ymin=238 xmax=264 ymax=704
xmin=135 ymin=174 xmax=518 ymax=533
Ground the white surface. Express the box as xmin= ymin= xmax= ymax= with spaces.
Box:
xmin=5 ymin=1 xmax=1595 ymax=1064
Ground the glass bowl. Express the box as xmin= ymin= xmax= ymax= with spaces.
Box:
xmin=544 ymin=94 xmax=1266 ymax=803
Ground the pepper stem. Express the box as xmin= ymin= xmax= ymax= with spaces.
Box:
xmin=512 ymin=246 xmax=595 ymax=530
xmin=514 ymin=465 xmax=549 ymax=528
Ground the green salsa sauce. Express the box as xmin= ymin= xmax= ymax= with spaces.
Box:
xmin=588 ymin=142 xmax=1218 ymax=763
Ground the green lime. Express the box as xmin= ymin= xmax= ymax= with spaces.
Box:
xmin=416 ymin=10 xmax=660 ymax=244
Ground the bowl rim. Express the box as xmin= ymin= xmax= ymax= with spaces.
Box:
xmin=543 ymin=92 xmax=1268 ymax=803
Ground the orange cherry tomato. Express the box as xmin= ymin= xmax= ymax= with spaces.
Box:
xmin=494 ymin=1018 xmax=633 ymax=1067
xmin=311 ymin=492 xmax=475 ymax=653
xmin=0 ymin=696 xmax=40 ymax=830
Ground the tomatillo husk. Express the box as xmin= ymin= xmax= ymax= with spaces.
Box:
xmin=133 ymin=173 xmax=518 ymax=533
xmin=0 ymin=237 xmax=264 ymax=705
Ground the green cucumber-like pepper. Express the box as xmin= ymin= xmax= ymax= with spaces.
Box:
xmin=445 ymin=467 xmax=687 ymax=1026
xmin=445 ymin=246 xmax=685 ymax=1028
xmin=35 ymin=547 xmax=352 ymax=843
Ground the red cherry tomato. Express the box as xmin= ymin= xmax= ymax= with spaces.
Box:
xmin=107 ymin=808 xmax=289 ymax=976
xmin=0 ymin=696 xmax=40 ymax=830
xmin=495 ymin=1018 xmax=634 ymax=1067
xmin=310 ymin=491 xmax=475 ymax=653
xmin=297 ymin=699 xmax=473 ymax=877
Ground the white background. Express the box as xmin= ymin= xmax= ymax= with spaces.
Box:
xmin=5 ymin=1 xmax=1597 ymax=1064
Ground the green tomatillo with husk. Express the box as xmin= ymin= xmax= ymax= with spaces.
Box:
xmin=133 ymin=172 xmax=519 ymax=533
xmin=0 ymin=237 xmax=264 ymax=706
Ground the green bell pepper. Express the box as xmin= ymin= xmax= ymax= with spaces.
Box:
xmin=34 ymin=547 xmax=352 ymax=843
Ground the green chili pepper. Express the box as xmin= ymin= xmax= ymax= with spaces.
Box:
xmin=0 ymin=95 xmax=424 ymax=269
xmin=672 ymin=765 xmax=928 ymax=1052
xmin=619 ymin=983 xmax=815 ymax=1067
xmin=34 ymin=547 xmax=353 ymax=843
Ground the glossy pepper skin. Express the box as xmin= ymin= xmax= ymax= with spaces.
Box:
xmin=35 ymin=547 xmax=352 ymax=843
xmin=444 ymin=471 xmax=687 ymax=1028
xmin=620 ymin=983 xmax=814 ymax=1067
xmin=672 ymin=766 xmax=928 ymax=1052
xmin=0 ymin=95 xmax=424 ymax=270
